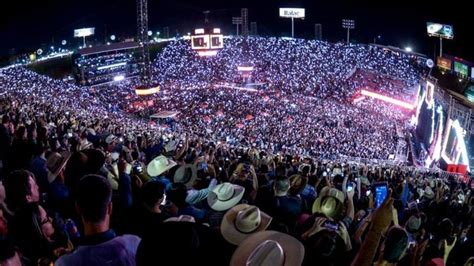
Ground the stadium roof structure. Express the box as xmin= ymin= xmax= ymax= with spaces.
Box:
xmin=370 ymin=44 xmax=428 ymax=59
xmin=78 ymin=42 xmax=140 ymax=57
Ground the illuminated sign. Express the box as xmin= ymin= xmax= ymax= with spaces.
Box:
xmin=427 ymin=22 xmax=454 ymax=39
xmin=437 ymin=57 xmax=452 ymax=71
xmin=74 ymin=28 xmax=95 ymax=37
xmin=191 ymin=35 xmax=210 ymax=50
xmin=425 ymin=105 xmax=444 ymax=167
xmin=454 ymin=61 xmax=468 ymax=77
xmin=425 ymin=81 xmax=435 ymax=108
xmin=441 ymin=119 xmax=469 ymax=168
xmin=279 ymin=8 xmax=305 ymax=18
xmin=194 ymin=28 xmax=205 ymax=34
xmin=197 ymin=50 xmax=218 ymax=57
xmin=135 ymin=86 xmax=160 ymax=95
xmin=97 ymin=62 xmax=127 ymax=71
xmin=210 ymin=35 xmax=224 ymax=49
xmin=237 ymin=66 xmax=254 ymax=71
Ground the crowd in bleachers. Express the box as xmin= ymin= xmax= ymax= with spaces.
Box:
xmin=1 ymin=37 xmax=472 ymax=266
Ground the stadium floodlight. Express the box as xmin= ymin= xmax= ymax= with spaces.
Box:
xmin=110 ymin=35 xmax=116 ymax=41
xmin=342 ymin=19 xmax=355 ymax=44
xmin=405 ymin=47 xmax=413 ymax=53
xmin=147 ymin=30 xmax=153 ymax=36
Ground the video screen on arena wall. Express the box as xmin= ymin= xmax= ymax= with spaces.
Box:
xmin=454 ymin=61 xmax=469 ymax=77
xmin=442 ymin=119 xmax=470 ymax=168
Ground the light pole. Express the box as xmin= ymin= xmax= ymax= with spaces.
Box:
xmin=232 ymin=17 xmax=243 ymax=36
xmin=439 ymin=37 xmax=443 ymax=57
xmin=373 ymin=35 xmax=381 ymax=44
xmin=342 ymin=19 xmax=355 ymax=44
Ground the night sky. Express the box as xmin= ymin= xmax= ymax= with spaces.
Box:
xmin=1 ymin=0 xmax=471 ymax=61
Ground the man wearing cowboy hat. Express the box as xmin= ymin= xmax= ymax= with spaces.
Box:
xmin=146 ymin=155 xmax=177 ymax=188
xmin=46 ymin=151 xmax=71 ymax=213
xmin=230 ymin=230 xmax=305 ymax=266
xmin=220 ymin=204 xmax=272 ymax=245
xmin=206 ymin=182 xmax=246 ymax=227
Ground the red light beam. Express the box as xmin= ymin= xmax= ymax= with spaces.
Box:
xmin=360 ymin=89 xmax=415 ymax=110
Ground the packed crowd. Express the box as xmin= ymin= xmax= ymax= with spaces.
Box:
xmin=152 ymin=37 xmax=421 ymax=101
xmin=1 ymin=101 xmax=473 ymax=265
xmin=3 ymin=37 xmax=467 ymax=266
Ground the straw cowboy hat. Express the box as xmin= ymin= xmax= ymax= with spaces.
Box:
xmin=46 ymin=151 xmax=71 ymax=183
xmin=173 ymin=164 xmax=197 ymax=188
xmin=164 ymin=215 xmax=196 ymax=223
xmin=230 ymin=231 xmax=305 ymax=266
xmin=207 ymin=183 xmax=245 ymax=211
xmin=221 ymin=204 xmax=272 ymax=245
xmin=147 ymin=155 xmax=177 ymax=177
xmin=312 ymin=186 xmax=345 ymax=219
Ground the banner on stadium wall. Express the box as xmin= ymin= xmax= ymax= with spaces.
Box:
xmin=135 ymin=86 xmax=160 ymax=95
xmin=74 ymin=28 xmax=95 ymax=37
xmin=279 ymin=8 xmax=305 ymax=18
xmin=437 ymin=57 xmax=452 ymax=71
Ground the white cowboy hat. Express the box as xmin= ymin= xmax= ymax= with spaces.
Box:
xmin=230 ymin=231 xmax=305 ymax=266
xmin=312 ymin=186 xmax=345 ymax=219
xmin=105 ymin=134 xmax=117 ymax=144
xmin=147 ymin=155 xmax=177 ymax=177
xmin=207 ymin=183 xmax=245 ymax=211
xmin=221 ymin=204 xmax=272 ymax=245
xmin=173 ymin=164 xmax=197 ymax=188
xmin=46 ymin=151 xmax=71 ymax=183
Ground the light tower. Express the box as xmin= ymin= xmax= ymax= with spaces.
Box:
xmin=137 ymin=0 xmax=152 ymax=84
xmin=241 ymin=8 xmax=249 ymax=37
xmin=342 ymin=19 xmax=355 ymax=44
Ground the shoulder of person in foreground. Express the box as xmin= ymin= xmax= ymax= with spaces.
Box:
xmin=54 ymin=234 xmax=141 ymax=266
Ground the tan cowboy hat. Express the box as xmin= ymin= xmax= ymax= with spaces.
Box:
xmin=173 ymin=164 xmax=197 ymax=188
xmin=230 ymin=231 xmax=305 ymax=266
xmin=46 ymin=151 xmax=71 ymax=183
xmin=147 ymin=155 xmax=177 ymax=177
xmin=221 ymin=204 xmax=272 ymax=245
xmin=312 ymin=186 xmax=345 ymax=219
xmin=207 ymin=183 xmax=245 ymax=211
xmin=164 ymin=215 xmax=196 ymax=223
